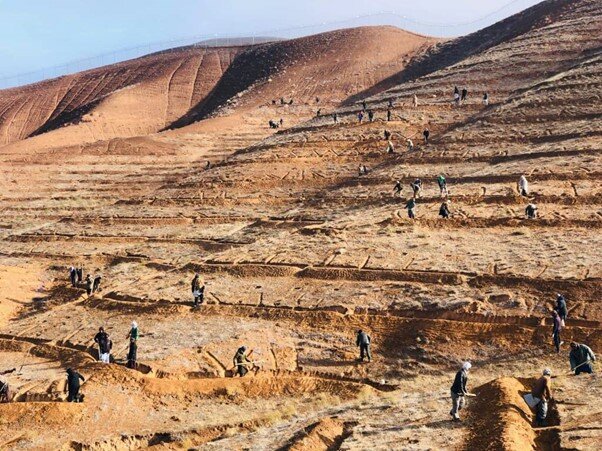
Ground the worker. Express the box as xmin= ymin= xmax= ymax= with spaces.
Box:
xmin=555 ymin=294 xmax=567 ymax=325
xmin=362 ymin=100 xmax=367 ymax=111
xmin=65 ymin=368 xmax=85 ymax=402
xmin=333 ymin=113 xmax=338 ymax=124
xmin=126 ymin=337 xmax=138 ymax=369
xmin=411 ymin=179 xmax=422 ymax=198
xmin=76 ymin=265 xmax=83 ymax=283
xmin=388 ymin=99 xmax=394 ymax=108
xmin=358 ymin=111 xmax=364 ymax=123
xmin=531 ymin=369 xmax=552 ymax=426
xmin=356 ymin=330 xmax=372 ymax=362
xmin=393 ymin=180 xmax=403 ymax=197
xmin=92 ymin=275 xmax=102 ymax=293
xmin=93 ymin=327 xmax=112 ymax=363
xmin=569 ymin=342 xmax=596 ymax=375
xmin=423 ymin=129 xmax=430 ymax=145
xmin=525 ymin=203 xmax=538 ymax=219
xmin=437 ymin=174 xmax=448 ymax=196
xmin=358 ymin=164 xmax=368 ymax=176
xmin=387 ymin=109 xmax=392 ymax=121
xmin=69 ymin=266 xmax=77 ymax=287
xmin=191 ymin=274 xmax=203 ymax=306
xmin=413 ymin=94 xmax=418 ymax=108
xmin=483 ymin=92 xmax=489 ymax=106
xmin=518 ymin=175 xmax=529 ymax=196
xmin=450 ymin=362 xmax=471 ymax=421
xmin=368 ymin=110 xmax=374 ymax=122
xmin=552 ymin=310 xmax=562 ymax=353
xmin=439 ymin=201 xmax=451 ymax=219
xmin=233 ymin=346 xmax=251 ymax=377
xmin=386 ymin=140 xmax=395 ymax=153
xmin=316 ymin=109 xmax=321 ymax=118
xmin=85 ymin=275 xmax=93 ymax=295
xmin=407 ymin=138 xmax=414 ymax=152
xmin=454 ymin=90 xmax=460 ymax=106
xmin=384 ymin=129 xmax=391 ymax=141
xmin=461 ymin=88 xmax=468 ymax=102
xmin=0 ymin=369 xmax=15 ymax=403
xmin=406 ymin=198 xmax=417 ymax=219
xmin=126 ymin=321 xmax=139 ymax=341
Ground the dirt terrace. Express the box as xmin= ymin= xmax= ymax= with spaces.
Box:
xmin=1 ymin=1 xmax=602 ymax=449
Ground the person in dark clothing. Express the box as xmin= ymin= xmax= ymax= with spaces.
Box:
xmin=454 ymin=86 xmax=459 ymax=97
xmin=423 ymin=129 xmax=430 ymax=145
xmin=531 ymin=369 xmax=552 ymax=426
xmin=279 ymin=118 xmax=283 ymax=126
xmin=525 ymin=203 xmax=538 ymax=219
xmin=555 ymin=294 xmax=567 ymax=324
xmin=569 ymin=342 xmax=596 ymax=375
xmin=411 ymin=179 xmax=422 ymax=199
xmin=384 ymin=129 xmax=391 ymax=141
xmin=450 ymin=362 xmax=471 ymax=421
xmin=333 ymin=113 xmax=338 ymax=124
xmin=439 ymin=201 xmax=451 ymax=219
xmin=483 ymin=92 xmax=489 ymax=106
xmin=0 ymin=369 xmax=15 ymax=403
xmin=69 ymin=266 xmax=77 ymax=287
xmin=233 ymin=346 xmax=251 ymax=377
xmin=316 ymin=109 xmax=322 ymax=118
xmin=356 ymin=330 xmax=371 ymax=362
xmin=85 ymin=275 xmax=93 ymax=295
xmin=461 ymin=88 xmax=468 ymax=101
xmin=388 ymin=99 xmax=393 ymax=108
xmin=357 ymin=112 xmax=364 ymax=123
xmin=92 ymin=275 xmax=102 ymax=293
xmin=76 ymin=266 xmax=83 ymax=283
xmin=406 ymin=198 xmax=416 ymax=219
xmin=368 ymin=110 xmax=374 ymax=122
xmin=362 ymin=100 xmax=367 ymax=111
xmin=126 ymin=338 xmax=138 ymax=369
xmin=552 ymin=310 xmax=562 ymax=353
xmin=191 ymin=274 xmax=204 ymax=306
xmin=94 ymin=327 xmax=112 ymax=363
xmin=387 ymin=109 xmax=392 ymax=121
xmin=393 ymin=180 xmax=403 ymax=197
xmin=65 ymin=368 xmax=85 ymax=402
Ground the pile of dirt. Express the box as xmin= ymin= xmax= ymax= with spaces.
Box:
xmin=466 ymin=377 xmax=536 ymax=450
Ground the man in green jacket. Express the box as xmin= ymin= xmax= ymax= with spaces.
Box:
xmin=570 ymin=342 xmax=596 ymax=375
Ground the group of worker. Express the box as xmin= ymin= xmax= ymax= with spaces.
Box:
xmin=69 ymin=265 xmax=102 ymax=295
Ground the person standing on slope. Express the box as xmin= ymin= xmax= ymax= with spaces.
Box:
xmin=94 ymin=327 xmax=112 ymax=363
xmin=450 ymin=362 xmax=472 ymax=421
xmin=552 ymin=310 xmax=563 ymax=353
xmin=531 ymin=369 xmax=552 ymax=426
xmin=65 ymin=368 xmax=85 ymax=402
xmin=569 ymin=342 xmax=596 ymax=375
xmin=555 ymin=294 xmax=567 ymax=325
xmin=406 ymin=198 xmax=417 ymax=219
xmin=518 ymin=175 xmax=529 ymax=196
xmin=356 ymin=330 xmax=372 ymax=362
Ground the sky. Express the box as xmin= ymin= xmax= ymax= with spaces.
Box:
xmin=0 ymin=0 xmax=542 ymax=85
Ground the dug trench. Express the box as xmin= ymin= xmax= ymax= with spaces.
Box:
xmin=465 ymin=377 xmax=563 ymax=451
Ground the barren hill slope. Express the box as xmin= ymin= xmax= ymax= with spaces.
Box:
xmin=0 ymin=46 xmax=243 ymax=147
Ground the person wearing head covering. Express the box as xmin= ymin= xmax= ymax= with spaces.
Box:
xmin=94 ymin=327 xmax=112 ymax=363
xmin=406 ymin=198 xmax=417 ymax=219
xmin=437 ymin=174 xmax=448 ymax=197
xmin=85 ymin=274 xmax=93 ymax=295
xmin=531 ymin=369 xmax=552 ymax=426
xmin=356 ymin=330 xmax=372 ymax=363
xmin=92 ymin=275 xmax=102 ymax=293
xmin=525 ymin=203 xmax=538 ymax=219
xmin=233 ymin=346 xmax=251 ymax=377
xmin=126 ymin=321 xmax=139 ymax=341
xmin=65 ymin=368 xmax=85 ymax=402
xmin=569 ymin=342 xmax=596 ymax=375
xmin=450 ymin=362 xmax=471 ymax=421
xmin=393 ymin=180 xmax=403 ymax=197
xmin=518 ymin=175 xmax=529 ymax=196
xmin=191 ymin=274 xmax=204 ymax=306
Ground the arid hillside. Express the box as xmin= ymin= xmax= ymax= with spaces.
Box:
xmin=0 ymin=26 xmax=437 ymax=155
xmin=0 ymin=1 xmax=601 ymax=450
